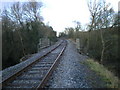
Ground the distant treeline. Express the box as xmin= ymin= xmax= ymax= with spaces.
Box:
xmin=2 ymin=1 xmax=57 ymax=69
xmin=60 ymin=27 xmax=119 ymax=62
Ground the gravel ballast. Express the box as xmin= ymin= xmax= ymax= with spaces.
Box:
xmin=47 ymin=40 xmax=106 ymax=88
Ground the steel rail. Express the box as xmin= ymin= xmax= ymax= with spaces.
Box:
xmin=2 ymin=40 xmax=63 ymax=87
xmin=37 ymin=41 xmax=67 ymax=89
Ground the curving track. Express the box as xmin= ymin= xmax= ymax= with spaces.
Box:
xmin=2 ymin=40 xmax=67 ymax=89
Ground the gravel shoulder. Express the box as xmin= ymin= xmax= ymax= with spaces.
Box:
xmin=47 ymin=40 xmax=106 ymax=88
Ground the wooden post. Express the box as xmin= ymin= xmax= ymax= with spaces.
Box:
xmin=76 ymin=38 xmax=80 ymax=50
xmin=37 ymin=38 xmax=42 ymax=52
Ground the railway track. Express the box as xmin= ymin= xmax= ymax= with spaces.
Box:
xmin=2 ymin=40 xmax=67 ymax=89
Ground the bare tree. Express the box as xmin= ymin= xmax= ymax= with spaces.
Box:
xmin=23 ymin=1 xmax=43 ymax=22
xmin=98 ymin=1 xmax=114 ymax=63
xmin=87 ymin=0 xmax=101 ymax=55
xmin=6 ymin=1 xmax=43 ymax=56
xmin=87 ymin=0 xmax=102 ymax=31
xmin=10 ymin=2 xmax=24 ymax=27
xmin=87 ymin=0 xmax=114 ymax=63
xmin=9 ymin=2 xmax=26 ymax=56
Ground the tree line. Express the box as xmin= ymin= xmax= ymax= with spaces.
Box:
xmin=2 ymin=1 xmax=57 ymax=69
xmin=59 ymin=0 xmax=119 ymax=77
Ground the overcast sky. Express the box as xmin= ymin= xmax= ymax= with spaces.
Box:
xmin=1 ymin=0 xmax=119 ymax=35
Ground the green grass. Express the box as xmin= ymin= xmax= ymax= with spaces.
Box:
xmin=83 ymin=59 xmax=120 ymax=88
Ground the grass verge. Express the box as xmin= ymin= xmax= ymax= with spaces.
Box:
xmin=83 ymin=59 xmax=120 ymax=88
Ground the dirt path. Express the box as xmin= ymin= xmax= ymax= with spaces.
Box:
xmin=47 ymin=40 xmax=105 ymax=88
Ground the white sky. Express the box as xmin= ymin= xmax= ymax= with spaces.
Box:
xmin=1 ymin=0 xmax=119 ymax=35
xmin=41 ymin=0 xmax=90 ymax=34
